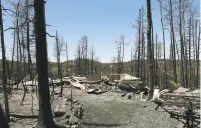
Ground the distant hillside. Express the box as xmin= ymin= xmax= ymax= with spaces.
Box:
xmin=51 ymin=59 xmax=197 ymax=77
xmin=1 ymin=59 xmax=198 ymax=82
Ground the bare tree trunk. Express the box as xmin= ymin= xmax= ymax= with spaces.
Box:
xmin=66 ymin=43 xmax=68 ymax=76
xmin=78 ymin=46 xmax=81 ymax=75
xmin=137 ymin=9 xmax=141 ymax=78
xmin=91 ymin=44 xmax=95 ymax=75
xmin=192 ymin=18 xmax=196 ymax=83
xmin=155 ymin=34 xmax=159 ymax=87
xmin=182 ymin=5 xmax=188 ymax=88
xmin=16 ymin=6 xmax=21 ymax=86
xmin=188 ymin=18 xmax=192 ymax=87
xmin=196 ymin=22 xmax=200 ymax=87
xmin=121 ymin=35 xmax=125 ymax=73
xmin=141 ymin=7 xmax=146 ymax=83
xmin=146 ymin=0 xmax=154 ymax=100
xmin=131 ymin=50 xmax=133 ymax=75
xmin=169 ymin=0 xmax=177 ymax=84
xmin=152 ymin=25 xmax=156 ymax=88
xmin=158 ymin=0 xmax=167 ymax=87
xmin=179 ymin=0 xmax=185 ymax=87
xmin=0 ymin=104 xmax=9 ymax=128
xmin=0 ymin=1 xmax=10 ymax=122
xmin=20 ymin=33 xmax=28 ymax=105
xmin=26 ymin=0 xmax=33 ymax=82
xmin=9 ymin=25 xmax=16 ymax=84
xmin=34 ymin=0 xmax=56 ymax=127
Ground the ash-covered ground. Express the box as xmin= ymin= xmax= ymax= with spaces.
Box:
xmin=0 ymin=87 xmax=179 ymax=128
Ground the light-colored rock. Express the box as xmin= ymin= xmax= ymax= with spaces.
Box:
xmin=69 ymin=114 xmax=80 ymax=125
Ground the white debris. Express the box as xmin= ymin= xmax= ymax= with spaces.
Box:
xmin=189 ymin=89 xmax=200 ymax=94
xmin=173 ymin=86 xmax=189 ymax=93
xmin=71 ymin=81 xmax=86 ymax=90
xmin=150 ymin=89 xmax=160 ymax=101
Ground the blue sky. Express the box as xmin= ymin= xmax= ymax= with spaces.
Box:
xmin=2 ymin=0 xmax=200 ymax=62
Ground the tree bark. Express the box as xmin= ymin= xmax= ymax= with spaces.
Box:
xmin=158 ymin=0 xmax=167 ymax=87
xmin=146 ymin=0 xmax=154 ymax=100
xmin=188 ymin=18 xmax=192 ymax=87
xmin=66 ymin=43 xmax=68 ymax=76
xmin=26 ymin=0 xmax=33 ymax=81
xmin=0 ymin=104 xmax=9 ymax=128
xmin=178 ymin=0 xmax=185 ymax=87
xmin=137 ymin=9 xmax=141 ymax=78
xmin=196 ymin=22 xmax=200 ymax=87
xmin=0 ymin=1 xmax=10 ymax=122
xmin=34 ymin=0 xmax=56 ymax=127
xmin=169 ymin=0 xmax=177 ymax=84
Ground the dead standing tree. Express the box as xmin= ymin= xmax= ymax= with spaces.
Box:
xmin=121 ymin=35 xmax=128 ymax=74
xmin=137 ymin=9 xmax=141 ymax=78
xmin=115 ymin=35 xmax=127 ymax=74
xmin=90 ymin=44 xmax=95 ymax=75
xmin=65 ymin=43 xmax=68 ymax=76
xmin=0 ymin=104 xmax=9 ymax=128
xmin=146 ymin=0 xmax=154 ymax=100
xmin=116 ymin=42 xmax=122 ymax=74
xmin=75 ymin=41 xmax=81 ymax=75
xmin=169 ymin=0 xmax=177 ymax=84
xmin=34 ymin=0 xmax=56 ymax=127
xmin=140 ymin=7 xmax=146 ymax=83
xmin=25 ymin=0 xmax=34 ymax=83
xmin=132 ymin=7 xmax=146 ymax=82
xmin=54 ymin=31 xmax=64 ymax=97
xmin=0 ymin=1 xmax=10 ymax=122
xmin=158 ymin=0 xmax=167 ymax=87
xmin=196 ymin=22 xmax=200 ymax=87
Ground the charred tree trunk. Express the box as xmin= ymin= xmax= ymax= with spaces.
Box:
xmin=34 ymin=0 xmax=56 ymax=127
xmin=179 ymin=0 xmax=185 ymax=87
xmin=91 ymin=45 xmax=94 ymax=75
xmin=146 ymin=0 xmax=154 ymax=100
xmin=0 ymin=104 xmax=9 ymax=128
xmin=9 ymin=26 xmax=16 ymax=84
xmin=137 ymin=9 xmax=141 ymax=78
xmin=158 ymin=0 xmax=167 ymax=87
xmin=121 ymin=35 xmax=125 ymax=73
xmin=131 ymin=50 xmax=133 ymax=75
xmin=188 ymin=18 xmax=192 ymax=87
xmin=196 ymin=22 xmax=200 ymax=87
xmin=141 ymin=7 xmax=146 ymax=83
xmin=0 ymin=1 xmax=10 ymax=122
xmin=26 ymin=0 xmax=33 ymax=81
xmin=66 ymin=43 xmax=68 ymax=76
xmin=169 ymin=0 xmax=177 ymax=84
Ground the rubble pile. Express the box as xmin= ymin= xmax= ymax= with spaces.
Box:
xmin=58 ymin=75 xmax=150 ymax=99
xmin=54 ymin=95 xmax=84 ymax=128
xmin=16 ymin=74 xmax=147 ymax=97
xmin=153 ymin=86 xmax=200 ymax=127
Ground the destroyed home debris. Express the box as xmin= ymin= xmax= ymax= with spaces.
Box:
xmin=3 ymin=73 xmax=200 ymax=128
xmin=153 ymin=86 xmax=200 ymax=128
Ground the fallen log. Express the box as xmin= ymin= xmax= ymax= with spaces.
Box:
xmin=162 ymin=93 xmax=200 ymax=98
xmin=10 ymin=113 xmax=38 ymax=118
xmin=165 ymin=102 xmax=200 ymax=108
xmin=9 ymin=113 xmax=65 ymax=118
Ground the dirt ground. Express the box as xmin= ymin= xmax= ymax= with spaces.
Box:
xmin=0 ymin=86 xmax=179 ymax=128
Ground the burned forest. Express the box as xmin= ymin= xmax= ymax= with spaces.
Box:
xmin=0 ymin=0 xmax=200 ymax=128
